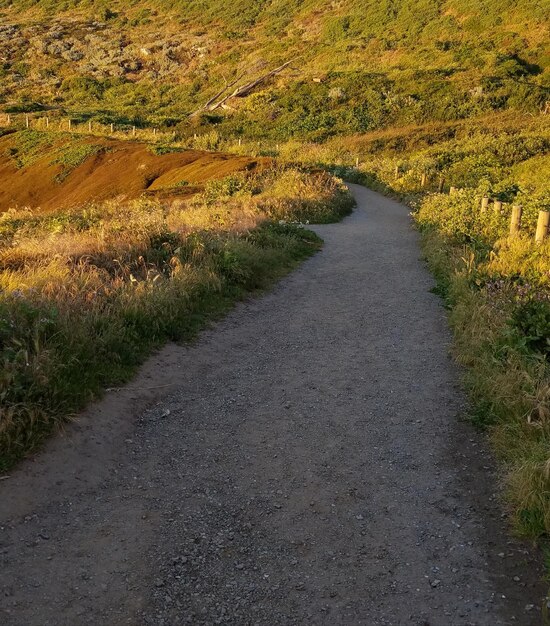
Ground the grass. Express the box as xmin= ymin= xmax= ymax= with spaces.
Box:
xmin=51 ymin=142 xmax=106 ymax=182
xmin=1 ymin=1 xmax=548 ymax=141
xmin=6 ymin=130 xmax=58 ymax=168
xmin=0 ymin=166 xmax=354 ymax=470
xmin=414 ymin=204 xmax=550 ymax=539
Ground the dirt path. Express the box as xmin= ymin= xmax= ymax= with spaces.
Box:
xmin=0 ymin=185 xmax=544 ymax=625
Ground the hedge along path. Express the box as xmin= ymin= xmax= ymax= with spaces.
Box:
xmin=0 ymin=185 xmax=544 ymax=625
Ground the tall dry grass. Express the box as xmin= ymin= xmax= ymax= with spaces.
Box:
xmin=417 ymin=198 xmax=550 ymax=539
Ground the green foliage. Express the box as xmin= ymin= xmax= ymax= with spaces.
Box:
xmin=201 ymin=174 xmax=254 ymax=205
xmin=510 ymin=299 xmax=550 ymax=358
xmin=1 ymin=0 xmax=548 ymax=140
xmin=51 ymin=142 xmax=105 ymax=182
xmin=6 ymin=130 xmax=58 ymax=168
xmin=148 ymin=144 xmax=183 ymax=156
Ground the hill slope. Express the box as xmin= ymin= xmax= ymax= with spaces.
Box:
xmin=1 ymin=0 xmax=548 ymax=140
xmin=0 ymin=130 xmax=261 ymax=211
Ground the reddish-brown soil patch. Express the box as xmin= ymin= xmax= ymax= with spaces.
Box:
xmin=0 ymin=132 xmax=261 ymax=213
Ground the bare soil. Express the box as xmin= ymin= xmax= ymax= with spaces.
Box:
xmin=0 ymin=132 xmax=261 ymax=213
xmin=0 ymin=185 xmax=544 ymax=625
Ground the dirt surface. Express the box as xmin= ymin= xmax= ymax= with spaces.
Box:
xmin=0 ymin=132 xmax=261 ymax=213
xmin=0 ymin=185 xmax=545 ymax=625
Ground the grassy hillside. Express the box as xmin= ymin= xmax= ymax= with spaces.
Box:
xmin=0 ymin=0 xmax=548 ymax=140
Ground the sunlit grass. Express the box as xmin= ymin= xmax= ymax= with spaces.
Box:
xmin=418 ymin=220 xmax=550 ymax=540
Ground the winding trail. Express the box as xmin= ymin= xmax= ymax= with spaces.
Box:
xmin=0 ymin=185 xmax=544 ymax=625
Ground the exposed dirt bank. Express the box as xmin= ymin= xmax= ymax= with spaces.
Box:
xmin=0 ymin=132 xmax=261 ymax=212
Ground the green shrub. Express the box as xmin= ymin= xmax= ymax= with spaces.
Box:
xmin=510 ymin=299 xmax=550 ymax=358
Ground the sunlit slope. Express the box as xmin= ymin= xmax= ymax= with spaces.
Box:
xmin=0 ymin=0 xmax=548 ymax=140
xmin=0 ymin=131 xmax=261 ymax=212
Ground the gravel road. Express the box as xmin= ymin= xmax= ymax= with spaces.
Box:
xmin=0 ymin=184 xmax=544 ymax=625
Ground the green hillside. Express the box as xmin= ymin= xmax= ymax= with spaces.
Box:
xmin=1 ymin=0 xmax=548 ymax=140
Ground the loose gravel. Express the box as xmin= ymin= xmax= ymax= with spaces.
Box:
xmin=0 ymin=184 xmax=544 ymax=625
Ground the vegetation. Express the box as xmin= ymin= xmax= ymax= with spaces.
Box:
xmin=0 ymin=1 xmax=547 ymax=140
xmin=415 ymin=207 xmax=550 ymax=539
xmin=0 ymin=166 xmax=353 ymax=469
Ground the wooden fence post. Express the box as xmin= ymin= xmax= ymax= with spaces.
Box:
xmin=421 ymin=172 xmax=427 ymax=188
xmin=6 ymin=113 xmax=10 ymax=126
xmin=481 ymin=196 xmax=489 ymax=212
xmin=68 ymin=119 xmax=72 ymax=131
xmin=438 ymin=175 xmax=445 ymax=192
xmin=535 ymin=211 xmax=550 ymax=244
xmin=132 ymin=126 xmax=136 ymax=136
xmin=493 ymin=199 xmax=502 ymax=214
xmin=25 ymin=114 xmax=29 ymax=128
xmin=110 ymin=123 xmax=114 ymax=134
xmin=45 ymin=116 xmax=49 ymax=128
xmin=509 ymin=205 xmax=522 ymax=236
xmin=238 ymin=138 xmax=242 ymax=147
xmin=88 ymin=120 xmax=92 ymax=132
xmin=355 ymin=157 xmax=359 ymax=167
